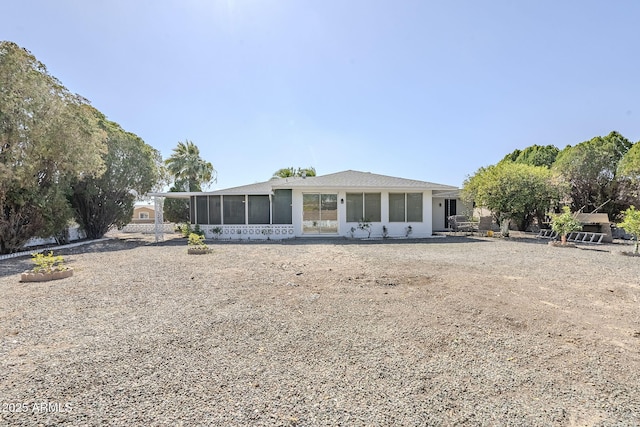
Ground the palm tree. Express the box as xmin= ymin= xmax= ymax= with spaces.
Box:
xmin=272 ymin=167 xmax=316 ymax=179
xmin=165 ymin=140 xmax=216 ymax=191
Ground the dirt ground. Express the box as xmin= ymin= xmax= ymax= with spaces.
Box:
xmin=1 ymin=233 xmax=639 ymax=426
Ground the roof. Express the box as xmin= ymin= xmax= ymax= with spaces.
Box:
xmin=149 ymin=170 xmax=458 ymax=198
xmin=271 ymin=170 xmax=458 ymax=191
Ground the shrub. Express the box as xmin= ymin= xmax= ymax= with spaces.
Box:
xmin=187 ymin=233 xmax=207 ymax=247
xmin=551 ymin=207 xmax=582 ymax=244
xmin=619 ymin=206 xmax=640 ymax=254
xmin=31 ymin=251 xmax=65 ymax=273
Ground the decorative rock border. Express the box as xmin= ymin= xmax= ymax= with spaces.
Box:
xmin=20 ymin=268 xmax=74 ymax=283
xmin=187 ymin=247 xmax=211 ymax=255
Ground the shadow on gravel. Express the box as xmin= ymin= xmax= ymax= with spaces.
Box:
xmin=0 ymin=237 xmax=153 ymax=278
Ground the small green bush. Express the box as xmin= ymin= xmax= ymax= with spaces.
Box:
xmin=179 ymin=223 xmax=192 ymax=237
xmin=619 ymin=206 xmax=640 ymax=254
xmin=31 ymin=251 xmax=65 ymax=273
xmin=551 ymin=207 xmax=582 ymax=244
xmin=188 ymin=233 xmax=207 ymax=247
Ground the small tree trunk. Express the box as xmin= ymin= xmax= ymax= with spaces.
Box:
xmin=561 ymin=234 xmax=567 ymax=245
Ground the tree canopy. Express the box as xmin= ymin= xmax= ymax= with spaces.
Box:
xmin=163 ymin=140 xmax=214 ymax=224
xmin=0 ymin=41 xmax=163 ymax=252
xmin=272 ymin=167 xmax=316 ymax=178
xmin=165 ymin=140 xmax=215 ymax=191
xmin=462 ymin=162 xmax=560 ymax=231
xmin=70 ymin=109 xmax=162 ymax=239
xmin=499 ymin=145 xmax=560 ymax=168
xmin=618 ymin=206 xmax=640 ymax=254
xmin=0 ymin=41 xmax=107 ymax=252
xmin=553 ymin=131 xmax=633 ymax=217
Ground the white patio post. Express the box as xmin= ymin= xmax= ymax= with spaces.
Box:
xmin=154 ymin=196 xmax=164 ymax=242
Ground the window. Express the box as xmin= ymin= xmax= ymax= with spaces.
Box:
xmin=189 ymin=196 xmax=196 ymax=224
xmin=248 ymin=195 xmax=270 ymax=224
xmin=208 ymin=196 xmax=221 ymax=224
xmin=364 ymin=193 xmax=381 ymax=222
xmin=196 ymin=196 xmax=208 ymax=224
xmin=223 ymin=195 xmax=245 ymax=224
xmin=139 ymin=212 xmax=149 ymax=219
xmin=389 ymin=193 xmax=423 ymax=222
xmin=272 ymin=189 xmax=292 ymax=224
xmin=407 ymin=193 xmax=423 ymax=222
xmin=346 ymin=193 xmax=381 ymax=222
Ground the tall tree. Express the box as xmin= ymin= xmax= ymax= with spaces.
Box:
xmin=163 ymin=140 xmax=214 ymax=223
xmin=617 ymin=141 xmax=640 ymax=206
xmin=499 ymin=145 xmax=560 ymax=168
xmin=462 ymin=162 xmax=560 ymax=231
xmin=0 ymin=42 xmax=106 ymax=253
xmin=272 ymin=167 xmax=316 ymax=178
xmin=553 ymin=131 xmax=633 ymax=217
xmin=163 ymin=180 xmax=190 ymax=223
xmin=165 ymin=140 xmax=215 ymax=191
xmin=70 ymin=109 xmax=162 ymax=239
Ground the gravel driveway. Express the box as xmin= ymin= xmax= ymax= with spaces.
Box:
xmin=1 ymin=234 xmax=639 ymax=426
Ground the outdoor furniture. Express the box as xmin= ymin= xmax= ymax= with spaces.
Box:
xmin=448 ymin=215 xmax=479 ymax=234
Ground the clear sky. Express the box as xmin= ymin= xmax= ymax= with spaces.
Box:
xmin=4 ymin=0 xmax=640 ymax=189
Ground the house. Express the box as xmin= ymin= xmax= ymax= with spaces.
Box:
xmin=149 ymin=170 xmax=463 ymax=240
xmin=131 ymin=202 xmax=155 ymax=224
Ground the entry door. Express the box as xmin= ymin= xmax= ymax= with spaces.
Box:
xmin=303 ymin=193 xmax=338 ymax=234
xmin=444 ymin=199 xmax=457 ymax=228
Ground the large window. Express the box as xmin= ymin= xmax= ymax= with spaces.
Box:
xmin=248 ymin=195 xmax=270 ymax=224
xmin=196 ymin=196 xmax=208 ymax=224
xmin=272 ymin=189 xmax=292 ymax=224
xmin=407 ymin=193 xmax=423 ymax=222
xmin=346 ymin=193 xmax=381 ymax=222
xmin=303 ymin=193 xmax=338 ymax=234
xmin=208 ymin=195 xmax=221 ymax=224
xmin=389 ymin=193 xmax=423 ymax=222
xmin=223 ymin=195 xmax=245 ymax=224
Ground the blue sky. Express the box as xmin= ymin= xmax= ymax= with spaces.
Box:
xmin=5 ymin=0 xmax=640 ymax=189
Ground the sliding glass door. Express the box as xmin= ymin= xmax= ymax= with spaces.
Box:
xmin=302 ymin=193 xmax=338 ymax=234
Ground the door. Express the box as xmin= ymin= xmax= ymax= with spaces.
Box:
xmin=303 ymin=193 xmax=338 ymax=234
xmin=444 ymin=199 xmax=457 ymax=228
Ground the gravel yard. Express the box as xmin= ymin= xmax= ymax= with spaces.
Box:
xmin=1 ymin=234 xmax=639 ymax=426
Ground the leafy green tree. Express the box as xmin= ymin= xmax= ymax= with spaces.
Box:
xmin=550 ymin=206 xmax=583 ymax=245
xmin=462 ymin=162 xmax=560 ymax=232
xmin=618 ymin=206 xmax=640 ymax=254
xmin=553 ymin=131 xmax=633 ymax=217
xmin=617 ymin=141 xmax=640 ymax=205
xmin=618 ymin=142 xmax=640 ymax=179
xmin=272 ymin=167 xmax=316 ymax=178
xmin=163 ymin=180 xmax=190 ymax=223
xmin=165 ymin=140 xmax=215 ymax=191
xmin=500 ymin=145 xmax=560 ymax=168
xmin=70 ymin=109 xmax=162 ymax=239
xmin=0 ymin=42 xmax=106 ymax=253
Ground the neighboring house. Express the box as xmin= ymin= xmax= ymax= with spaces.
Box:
xmin=131 ymin=203 xmax=155 ymax=224
xmin=150 ymin=170 xmax=462 ymax=240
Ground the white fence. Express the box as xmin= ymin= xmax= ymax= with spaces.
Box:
xmin=120 ymin=223 xmax=176 ymax=234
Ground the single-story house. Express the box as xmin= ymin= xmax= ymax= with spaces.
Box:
xmin=131 ymin=202 xmax=156 ymax=224
xmin=149 ymin=170 xmax=465 ymax=240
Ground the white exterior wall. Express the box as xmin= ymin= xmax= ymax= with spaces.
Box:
xmin=291 ymin=188 xmax=434 ymax=239
xmin=191 ymin=188 xmax=438 ymax=240
xmin=432 ymin=197 xmax=446 ymax=232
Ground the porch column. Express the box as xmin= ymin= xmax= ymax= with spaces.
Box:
xmin=154 ymin=196 xmax=165 ymax=242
